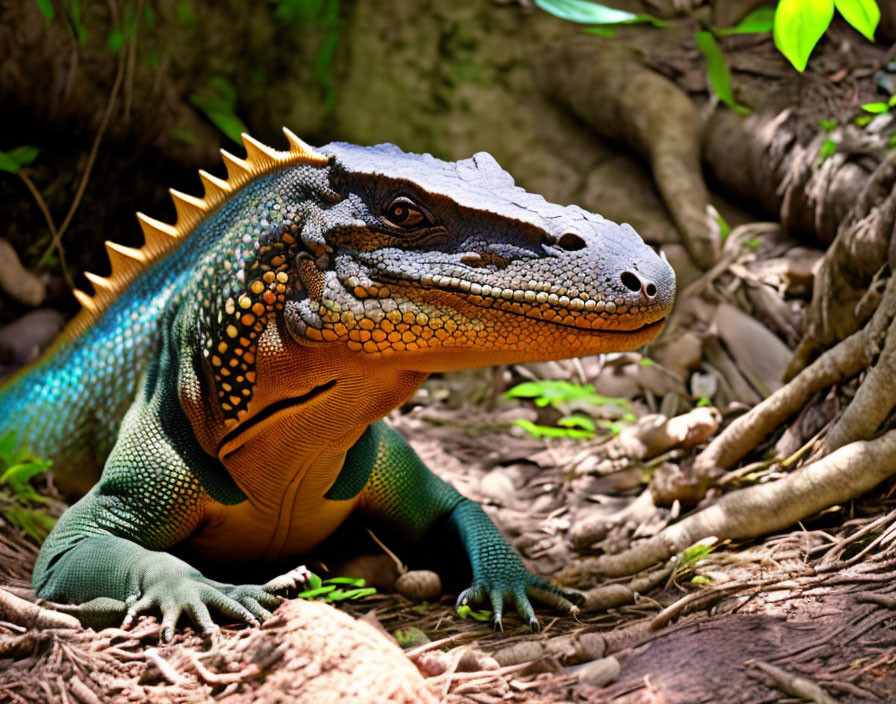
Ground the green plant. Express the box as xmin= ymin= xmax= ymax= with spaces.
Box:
xmin=672 ymin=538 xmax=717 ymax=582
xmin=297 ymin=574 xmax=377 ymax=602
xmin=695 ymin=31 xmax=751 ymax=114
xmin=774 ymin=0 xmax=880 ymax=72
xmin=0 ymin=146 xmax=39 ymax=174
xmin=505 ymin=380 xmax=631 ymax=411
xmin=189 ymin=78 xmax=249 ymax=144
xmin=816 ymin=137 xmax=838 ymax=165
xmin=456 ymin=604 xmax=492 ymax=622
xmin=506 ymin=381 xmax=635 ymax=439
xmin=535 ymin=0 xmax=664 ymax=26
xmin=0 ymin=432 xmax=56 ymax=543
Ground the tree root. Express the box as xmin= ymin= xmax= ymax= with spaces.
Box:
xmin=595 ymin=428 xmax=896 ymax=577
xmin=749 ymin=660 xmax=838 ymax=704
xmin=0 ymin=588 xmax=80 ymax=630
xmin=574 ymin=407 xmax=721 ymax=478
xmin=658 ymin=273 xmax=896 ymax=505
xmin=786 ymin=151 xmax=896 ymax=378
xmin=540 ymin=41 xmax=717 ymax=268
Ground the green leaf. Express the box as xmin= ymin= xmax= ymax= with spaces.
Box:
xmin=0 ymin=155 xmax=21 ymax=174
xmin=695 ymin=31 xmax=751 ymax=114
xmin=773 ymin=0 xmax=835 ymax=72
xmin=107 ymin=27 xmax=123 ymax=53
xmin=62 ymin=0 xmax=87 ymax=46
xmin=4 ymin=507 xmax=56 ymax=543
xmin=583 ymin=26 xmax=616 ymax=37
xmin=456 ymin=604 xmax=492 ymax=622
xmin=691 ymin=574 xmax=713 ymax=584
xmin=513 ymin=419 xmax=593 ymax=439
xmin=0 ymin=432 xmax=17 ymax=464
xmin=328 ymin=587 xmax=376 ymax=600
xmin=143 ymin=4 xmax=155 ymax=33
xmin=861 ymin=101 xmax=889 ymax=114
xmin=535 ymin=0 xmax=637 ymax=24
xmin=854 ymin=114 xmax=874 ymax=126
xmin=817 ymin=137 xmax=837 ymax=164
xmin=696 ymin=396 xmax=712 ymax=407
xmin=889 ymin=94 xmax=896 ymax=107
xmin=714 ymin=211 xmax=731 ymax=242
xmin=306 ymin=572 xmax=323 ymax=590
xmin=744 ymin=237 xmax=761 ymax=250
xmin=716 ymin=5 xmax=775 ymax=35
xmin=189 ymin=81 xmax=247 ymax=145
xmin=834 ymin=0 xmax=879 ymax=40
xmin=0 ymin=146 xmax=40 ymax=174
xmin=33 ymin=0 xmax=55 ymax=22
xmin=175 ymin=1 xmax=196 ymax=27
xmin=557 ymin=415 xmax=596 ymax=432
xmin=323 ymin=576 xmax=366 ymax=586
xmin=819 ymin=118 xmax=838 ymax=131
xmin=9 ymin=146 xmax=39 ymax=167
xmin=298 ymin=585 xmax=336 ymax=599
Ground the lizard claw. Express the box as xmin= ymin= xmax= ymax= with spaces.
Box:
xmin=261 ymin=565 xmax=314 ymax=594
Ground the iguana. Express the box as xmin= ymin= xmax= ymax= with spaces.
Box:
xmin=0 ymin=130 xmax=674 ymax=638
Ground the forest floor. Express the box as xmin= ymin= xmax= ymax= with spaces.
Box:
xmin=2 ymin=227 xmax=896 ymax=703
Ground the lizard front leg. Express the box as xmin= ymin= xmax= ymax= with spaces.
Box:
xmin=32 ymin=398 xmax=302 ymax=640
xmin=355 ymin=421 xmax=582 ymax=631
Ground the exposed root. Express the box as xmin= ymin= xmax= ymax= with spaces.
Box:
xmin=569 ymin=486 xmax=660 ymax=550
xmin=675 ymin=329 xmax=870 ymax=503
xmin=595 ymin=429 xmax=896 ymax=577
xmin=574 ymin=407 xmax=721 ymax=478
xmin=0 ymin=587 xmax=80 ymax=630
xmin=749 ymin=660 xmax=838 ymax=704
xmin=540 ymin=41 xmax=717 ymax=268
xmin=785 ymin=151 xmax=896 ymax=379
xmin=826 ymin=308 xmax=896 ymax=450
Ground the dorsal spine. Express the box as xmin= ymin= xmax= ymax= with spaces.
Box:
xmin=58 ymin=129 xmax=329 ymax=345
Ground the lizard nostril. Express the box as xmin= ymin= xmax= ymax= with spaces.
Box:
xmin=620 ymin=271 xmax=641 ymax=292
xmin=621 ymin=271 xmax=658 ymax=301
xmin=556 ymin=232 xmax=586 ymax=251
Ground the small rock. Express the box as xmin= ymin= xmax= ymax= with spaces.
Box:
xmin=395 ymin=570 xmax=442 ymax=602
xmin=576 ymin=655 xmax=621 ymax=687
xmin=0 ymin=238 xmax=45 ymax=307
xmin=479 ymin=469 xmax=518 ymax=508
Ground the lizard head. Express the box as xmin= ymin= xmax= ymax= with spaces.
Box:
xmin=282 ymin=143 xmax=675 ymax=371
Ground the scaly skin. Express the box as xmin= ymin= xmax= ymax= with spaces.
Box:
xmin=0 ymin=133 xmax=674 ymax=637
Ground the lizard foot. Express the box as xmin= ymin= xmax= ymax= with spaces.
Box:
xmin=457 ymin=573 xmax=584 ymax=632
xmin=122 ymin=571 xmax=283 ymax=642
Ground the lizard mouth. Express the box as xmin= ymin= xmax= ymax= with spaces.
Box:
xmin=423 ymin=282 xmax=670 ymax=336
xmin=457 ymin=291 xmax=667 ymax=337
xmin=377 ymin=275 xmax=669 ymax=334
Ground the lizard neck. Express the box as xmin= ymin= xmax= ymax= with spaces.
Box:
xmin=181 ymin=317 xmax=425 ymax=506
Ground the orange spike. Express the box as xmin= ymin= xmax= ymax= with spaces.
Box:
xmin=84 ymin=272 xmax=113 ymax=292
xmin=241 ymin=133 xmax=279 ymax=166
xmin=199 ymin=170 xmax=232 ymax=200
xmin=136 ymin=212 xmax=178 ymax=254
xmin=53 ymin=129 xmax=331 ymax=349
xmin=282 ymin=127 xmax=329 ymax=165
xmin=221 ymin=150 xmax=252 ymax=181
xmin=169 ymin=189 xmax=208 ymax=228
xmin=73 ymin=289 xmax=95 ymax=311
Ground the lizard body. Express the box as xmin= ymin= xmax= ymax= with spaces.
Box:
xmin=0 ymin=131 xmax=674 ymax=634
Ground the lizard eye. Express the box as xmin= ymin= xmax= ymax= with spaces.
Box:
xmin=384 ymin=197 xmax=428 ymax=229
